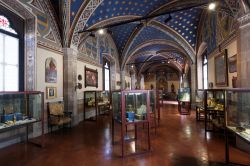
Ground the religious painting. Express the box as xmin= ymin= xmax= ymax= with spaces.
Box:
xmin=228 ymin=54 xmax=237 ymax=73
xmin=45 ymin=57 xmax=57 ymax=83
xmin=85 ymin=66 xmax=98 ymax=88
xmin=46 ymin=86 xmax=57 ymax=99
xmin=215 ymin=51 xmax=228 ymax=86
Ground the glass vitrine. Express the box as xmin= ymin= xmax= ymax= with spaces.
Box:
xmin=111 ymin=90 xmax=151 ymax=157
xmin=226 ymin=89 xmax=250 ymax=142
xmin=149 ymin=90 xmax=157 ymax=130
xmin=195 ymin=90 xmax=205 ymax=121
xmin=83 ymin=91 xmax=97 ymax=121
xmin=224 ymin=88 xmax=250 ymax=165
xmin=0 ymin=91 xmax=44 ymax=147
xmin=204 ymin=89 xmax=225 ymax=133
xmin=112 ymin=91 xmax=121 ymax=123
xmin=124 ymin=91 xmax=149 ymax=123
xmin=178 ymin=88 xmax=191 ymax=115
xmin=96 ymin=91 xmax=110 ymax=115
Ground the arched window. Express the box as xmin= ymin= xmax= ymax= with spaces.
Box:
xmin=202 ymin=51 xmax=208 ymax=89
xmin=0 ymin=15 xmax=21 ymax=91
xmin=103 ymin=58 xmax=110 ymax=91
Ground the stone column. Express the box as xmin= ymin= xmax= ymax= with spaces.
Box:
xmin=121 ymin=70 xmax=126 ymax=90
xmin=190 ymin=63 xmax=197 ymax=108
xmin=237 ymin=13 xmax=250 ymax=87
xmin=140 ymin=74 xmax=145 ymax=90
xmin=131 ymin=73 xmax=136 ymax=90
xmin=63 ymin=48 xmax=78 ymax=125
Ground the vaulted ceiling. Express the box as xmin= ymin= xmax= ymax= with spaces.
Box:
xmin=52 ymin=0 xmax=240 ymax=75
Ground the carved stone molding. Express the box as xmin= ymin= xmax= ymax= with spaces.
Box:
xmin=71 ymin=0 xmax=103 ymax=49
xmin=238 ymin=12 xmax=250 ymax=27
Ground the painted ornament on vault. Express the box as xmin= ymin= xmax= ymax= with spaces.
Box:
xmin=45 ymin=57 xmax=57 ymax=83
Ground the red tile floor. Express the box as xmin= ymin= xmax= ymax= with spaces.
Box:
xmin=0 ymin=104 xmax=249 ymax=166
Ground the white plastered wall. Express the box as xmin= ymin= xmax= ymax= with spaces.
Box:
xmin=36 ymin=47 xmax=64 ymax=102
xmin=208 ymin=40 xmax=237 ymax=88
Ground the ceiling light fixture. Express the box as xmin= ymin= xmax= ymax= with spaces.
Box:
xmin=208 ymin=2 xmax=216 ymax=10
xmin=97 ymin=28 xmax=105 ymax=35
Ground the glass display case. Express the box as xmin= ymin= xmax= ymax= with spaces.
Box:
xmin=195 ymin=90 xmax=205 ymax=121
xmin=224 ymin=88 xmax=250 ymax=165
xmin=156 ymin=90 xmax=163 ymax=122
xmin=150 ymin=90 xmax=157 ymax=131
xmin=0 ymin=91 xmax=44 ymax=147
xmin=203 ymin=89 xmax=225 ymax=133
xmin=96 ymin=91 xmax=110 ymax=115
xmin=226 ymin=89 xmax=250 ymax=142
xmin=111 ymin=90 xmax=151 ymax=157
xmin=178 ymin=88 xmax=191 ymax=115
xmin=83 ymin=91 xmax=97 ymax=121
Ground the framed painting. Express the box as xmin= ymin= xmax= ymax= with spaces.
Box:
xmin=46 ymin=87 xmax=57 ymax=99
xmin=85 ymin=66 xmax=98 ymax=88
xmin=228 ymin=54 xmax=237 ymax=73
xmin=45 ymin=57 xmax=57 ymax=83
xmin=215 ymin=51 xmax=228 ymax=86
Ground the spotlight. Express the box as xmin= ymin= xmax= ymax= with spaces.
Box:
xmin=164 ymin=14 xmax=172 ymax=23
xmin=97 ymin=28 xmax=105 ymax=35
xmin=208 ymin=2 xmax=216 ymax=10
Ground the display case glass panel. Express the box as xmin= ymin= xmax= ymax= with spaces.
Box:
xmin=226 ymin=89 xmax=250 ymax=142
xmin=178 ymin=88 xmax=190 ymax=102
xmin=149 ymin=90 xmax=156 ymax=114
xmin=204 ymin=89 xmax=225 ymax=133
xmin=96 ymin=91 xmax=110 ymax=115
xmin=124 ymin=91 xmax=148 ymax=122
xmin=205 ymin=89 xmax=225 ymax=111
xmin=0 ymin=91 xmax=43 ymax=131
xmin=84 ymin=91 xmax=97 ymax=120
xmin=112 ymin=91 xmax=121 ymax=123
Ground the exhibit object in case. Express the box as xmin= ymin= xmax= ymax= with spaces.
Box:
xmin=225 ymin=88 xmax=250 ymax=165
xmin=0 ymin=91 xmax=44 ymax=147
xmin=111 ymin=90 xmax=151 ymax=157
xmin=83 ymin=91 xmax=97 ymax=121
xmin=178 ymin=88 xmax=191 ymax=115
xmin=203 ymin=89 xmax=225 ymax=134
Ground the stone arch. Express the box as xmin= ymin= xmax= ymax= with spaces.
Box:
xmin=122 ymin=39 xmax=187 ymax=69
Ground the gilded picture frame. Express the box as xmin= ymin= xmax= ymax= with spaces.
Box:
xmin=46 ymin=87 xmax=57 ymax=99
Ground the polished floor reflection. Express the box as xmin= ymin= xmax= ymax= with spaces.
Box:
xmin=0 ymin=104 xmax=250 ymax=166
